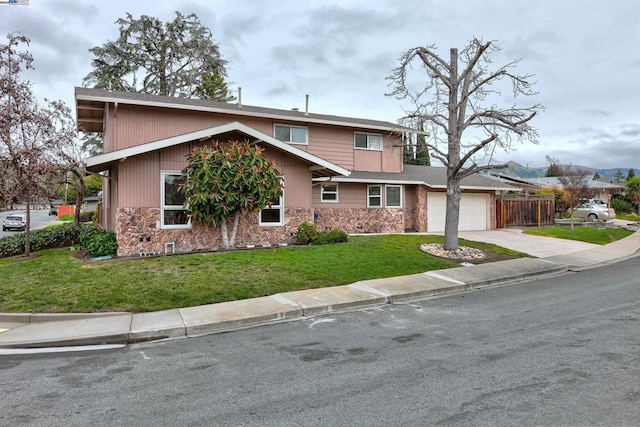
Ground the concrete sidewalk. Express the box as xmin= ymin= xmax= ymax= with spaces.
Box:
xmin=1 ymin=229 xmax=638 ymax=351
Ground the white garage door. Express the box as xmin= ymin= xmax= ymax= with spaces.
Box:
xmin=427 ymin=192 xmax=489 ymax=232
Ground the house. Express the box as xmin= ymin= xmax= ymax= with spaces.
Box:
xmin=76 ymin=87 xmax=513 ymax=256
xmin=490 ymin=173 xmax=625 ymax=203
xmin=81 ymin=194 xmax=102 ymax=213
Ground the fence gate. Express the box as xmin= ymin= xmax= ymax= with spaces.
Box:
xmin=496 ymin=195 xmax=555 ymax=228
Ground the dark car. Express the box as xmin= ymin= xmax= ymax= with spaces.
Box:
xmin=49 ymin=206 xmax=58 ymax=216
xmin=2 ymin=214 xmax=27 ymax=231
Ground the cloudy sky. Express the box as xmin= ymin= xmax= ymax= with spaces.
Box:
xmin=2 ymin=0 xmax=638 ymax=170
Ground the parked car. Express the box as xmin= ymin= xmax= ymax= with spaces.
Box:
xmin=573 ymin=203 xmax=616 ymax=221
xmin=49 ymin=206 xmax=58 ymax=216
xmin=2 ymin=213 xmax=27 ymax=231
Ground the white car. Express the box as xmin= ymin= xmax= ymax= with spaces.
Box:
xmin=573 ymin=203 xmax=615 ymax=221
xmin=2 ymin=213 xmax=27 ymax=231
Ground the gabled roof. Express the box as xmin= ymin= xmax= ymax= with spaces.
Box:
xmin=84 ymin=121 xmax=351 ymax=177
xmin=315 ymin=164 xmax=515 ymax=191
xmin=75 ymin=87 xmax=404 ymax=134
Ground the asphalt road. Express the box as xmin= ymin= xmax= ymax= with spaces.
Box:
xmin=0 ymin=209 xmax=59 ymax=238
xmin=1 ymin=257 xmax=639 ymax=426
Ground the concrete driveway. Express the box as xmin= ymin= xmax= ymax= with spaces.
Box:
xmin=458 ymin=227 xmax=599 ymax=258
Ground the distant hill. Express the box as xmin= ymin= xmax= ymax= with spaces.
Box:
xmin=489 ymin=161 xmax=639 ymax=181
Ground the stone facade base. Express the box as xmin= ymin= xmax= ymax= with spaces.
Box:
xmin=315 ymin=208 xmax=405 ymax=234
xmin=115 ymin=207 xmax=313 ymax=257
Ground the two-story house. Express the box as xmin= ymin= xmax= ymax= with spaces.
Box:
xmin=77 ymin=87 xmax=511 ymax=256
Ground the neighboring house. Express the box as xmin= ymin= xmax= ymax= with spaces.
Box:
xmin=82 ymin=195 xmax=102 ymax=213
xmin=490 ymin=173 xmax=624 ymax=203
xmin=77 ymin=87 xmax=513 ymax=256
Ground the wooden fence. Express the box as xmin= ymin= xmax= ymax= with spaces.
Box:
xmin=496 ymin=195 xmax=555 ymax=228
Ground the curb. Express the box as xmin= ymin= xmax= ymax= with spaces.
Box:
xmin=0 ymin=257 xmax=570 ymax=351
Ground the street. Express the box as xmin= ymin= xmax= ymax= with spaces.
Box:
xmin=0 ymin=208 xmax=60 ymax=238
xmin=1 ymin=257 xmax=639 ymax=426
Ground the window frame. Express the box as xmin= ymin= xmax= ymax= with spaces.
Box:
xmin=161 ymin=171 xmax=191 ymax=229
xmin=274 ymin=123 xmax=309 ymax=145
xmin=259 ymin=184 xmax=284 ymax=226
xmin=320 ymin=183 xmax=339 ymax=203
xmin=354 ymin=132 xmax=383 ymax=151
xmin=385 ymin=184 xmax=403 ymax=208
xmin=367 ymin=184 xmax=383 ymax=208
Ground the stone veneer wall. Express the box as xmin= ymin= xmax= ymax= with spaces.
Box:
xmin=115 ymin=207 xmax=313 ymax=256
xmin=315 ymin=208 xmax=405 ymax=234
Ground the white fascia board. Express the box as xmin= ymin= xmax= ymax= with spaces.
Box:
xmin=426 ymin=184 xmax=518 ymax=191
xmin=85 ymin=121 xmax=350 ymax=177
xmin=75 ymin=93 xmax=401 ymax=133
xmin=313 ymin=177 xmax=424 ymax=185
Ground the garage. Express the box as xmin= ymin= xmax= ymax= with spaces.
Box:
xmin=427 ymin=192 xmax=489 ymax=232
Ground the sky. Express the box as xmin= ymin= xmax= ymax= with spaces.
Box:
xmin=1 ymin=0 xmax=638 ymax=170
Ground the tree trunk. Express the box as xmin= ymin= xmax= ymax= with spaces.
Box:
xmin=443 ymin=47 xmax=461 ymax=252
xmin=220 ymin=220 xmax=230 ymax=250
xmin=73 ymin=168 xmax=86 ymax=226
xmin=229 ymin=211 xmax=240 ymax=249
xmin=443 ymin=177 xmax=461 ymax=251
xmin=24 ymin=193 xmax=31 ymax=256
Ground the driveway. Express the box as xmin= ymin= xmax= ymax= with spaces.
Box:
xmin=458 ymin=227 xmax=599 ymax=258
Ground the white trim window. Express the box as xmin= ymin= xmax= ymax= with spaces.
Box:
xmin=354 ymin=132 xmax=382 ymax=150
xmin=161 ymin=171 xmax=190 ymax=229
xmin=259 ymin=190 xmax=284 ymax=226
xmin=275 ymin=124 xmax=308 ymax=145
xmin=367 ymin=185 xmax=382 ymax=207
xmin=321 ymin=183 xmax=339 ymax=203
xmin=385 ymin=185 xmax=403 ymax=208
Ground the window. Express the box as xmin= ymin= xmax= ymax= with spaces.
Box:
xmin=354 ymin=132 xmax=382 ymax=150
xmin=161 ymin=172 xmax=190 ymax=229
xmin=321 ymin=184 xmax=338 ymax=202
xmin=259 ymin=189 xmax=284 ymax=226
xmin=367 ymin=185 xmax=382 ymax=207
xmin=275 ymin=124 xmax=308 ymax=145
xmin=385 ymin=185 xmax=402 ymax=208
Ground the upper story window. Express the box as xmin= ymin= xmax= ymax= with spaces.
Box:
xmin=321 ymin=184 xmax=338 ymax=202
xmin=354 ymin=132 xmax=382 ymax=151
xmin=275 ymin=124 xmax=308 ymax=145
xmin=161 ymin=171 xmax=190 ymax=229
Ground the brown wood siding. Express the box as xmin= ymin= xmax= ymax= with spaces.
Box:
xmin=118 ymin=152 xmax=161 ymax=208
xmin=107 ymin=105 xmax=275 ymax=151
xmin=382 ymin=134 xmax=402 ymax=173
xmin=313 ymin=182 xmax=367 ymax=208
xmin=117 ymin=143 xmax=312 ymax=210
xmin=275 ymin=150 xmax=313 ymax=208
xmin=306 ymin=124 xmax=355 ymax=170
xmin=404 ymin=185 xmax=416 ymax=211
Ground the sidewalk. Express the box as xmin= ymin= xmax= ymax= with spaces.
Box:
xmin=1 ymin=229 xmax=638 ymax=352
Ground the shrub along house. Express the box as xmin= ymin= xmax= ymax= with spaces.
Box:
xmin=76 ymin=88 xmax=512 ymax=256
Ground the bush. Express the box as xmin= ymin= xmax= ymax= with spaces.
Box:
xmin=313 ymin=228 xmax=349 ymax=245
xmin=79 ymin=211 xmax=95 ymax=223
xmin=0 ymin=223 xmax=81 ymax=258
xmin=611 ymin=197 xmax=634 ymax=214
xmin=79 ymin=224 xmax=118 ymax=257
xmin=293 ymin=222 xmax=318 ymax=245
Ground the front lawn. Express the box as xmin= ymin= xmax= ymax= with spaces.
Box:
xmin=523 ymin=226 xmax=633 ymax=245
xmin=0 ymin=235 xmax=527 ymax=313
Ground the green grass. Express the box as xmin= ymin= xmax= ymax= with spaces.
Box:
xmin=0 ymin=235 xmax=526 ymax=313
xmin=523 ymin=226 xmax=632 ymax=245
xmin=619 ymin=213 xmax=640 ymax=222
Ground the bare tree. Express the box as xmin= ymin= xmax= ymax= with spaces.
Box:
xmin=0 ymin=33 xmax=76 ymax=256
xmin=388 ymin=38 xmax=543 ymax=250
xmin=556 ymin=164 xmax=591 ymax=229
